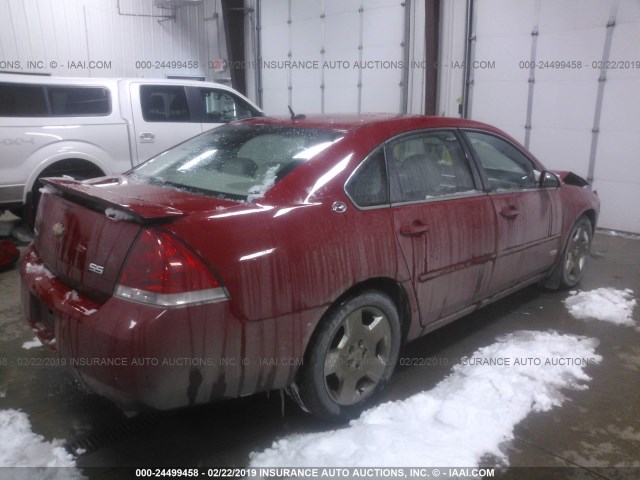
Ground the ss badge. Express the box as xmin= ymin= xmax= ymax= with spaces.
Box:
xmin=88 ymin=263 xmax=104 ymax=275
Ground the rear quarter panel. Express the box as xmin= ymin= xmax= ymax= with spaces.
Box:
xmin=162 ymin=137 xmax=406 ymax=392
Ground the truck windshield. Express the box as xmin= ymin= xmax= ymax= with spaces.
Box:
xmin=130 ymin=124 xmax=344 ymax=201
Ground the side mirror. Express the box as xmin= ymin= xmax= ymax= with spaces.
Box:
xmin=539 ymin=171 xmax=560 ymax=188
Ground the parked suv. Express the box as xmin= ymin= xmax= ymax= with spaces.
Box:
xmin=0 ymin=74 xmax=263 ymax=224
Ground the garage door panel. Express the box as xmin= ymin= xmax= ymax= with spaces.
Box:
xmin=292 ymin=66 xmax=320 ymax=92
xmin=291 ymin=0 xmax=321 ymax=21
xmin=362 ymin=5 xmax=404 ymax=47
xmin=591 ymin=180 xmax=640 ymax=233
xmin=473 ymin=35 xmax=531 ymax=83
xmin=261 ymin=24 xmax=289 ymax=58
xmin=594 ymin=132 xmax=640 ymax=183
xmin=261 ymin=58 xmax=288 ymax=90
xmin=361 ymin=83 xmax=400 ymax=113
xmin=538 ymin=0 xmax=612 ymax=32
xmin=532 ymin=81 xmax=598 ymax=130
xmin=260 ymin=0 xmax=289 ymax=27
xmin=475 ymin=0 xmax=537 ymax=37
xmin=536 ymin=30 xmax=606 ymax=83
xmin=618 ymin=0 xmax=640 ymax=21
xmin=291 ymin=19 xmax=323 ymax=53
xmin=471 ymin=82 xmax=529 ymax=135
xmin=261 ymin=87 xmax=289 ymax=114
xmin=292 ymin=87 xmax=322 ymax=113
xmin=599 ymin=78 xmax=640 ymax=132
xmin=529 ymin=128 xmax=592 ymax=177
xmin=324 ymin=86 xmax=358 ymax=113
xmin=324 ymin=12 xmax=360 ymax=50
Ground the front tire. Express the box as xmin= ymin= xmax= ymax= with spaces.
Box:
xmin=559 ymin=216 xmax=593 ymax=288
xmin=292 ymin=291 xmax=401 ymax=420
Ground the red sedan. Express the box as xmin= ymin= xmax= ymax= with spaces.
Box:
xmin=21 ymin=114 xmax=599 ymax=419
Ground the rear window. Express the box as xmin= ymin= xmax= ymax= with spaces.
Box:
xmin=130 ymin=124 xmax=344 ymax=201
xmin=0 ymin=82 xmax=111 ymax=117
xmin=48 ymin=86 xmax=110 ymax=115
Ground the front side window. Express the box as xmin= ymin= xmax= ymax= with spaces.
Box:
xmin=387 ymin=131 xmax=477 ymax=203
xmin=464 ymin=131 xmax=539 ymax=191
xmin=198 ymin=88 xmax=259 ymax=123
xmin=345 ymin=147 xmax=389 ymax=207
xmin=140 ymin=85 xmax=191 ymax=122
xmin=131 ymin=124 xmax=343 ymax=201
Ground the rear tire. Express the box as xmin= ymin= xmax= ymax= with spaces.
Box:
xmin=559 ymin=216 xmax=593 ymax=288
xmin=291 ymin=291 xmax=401 ymax=421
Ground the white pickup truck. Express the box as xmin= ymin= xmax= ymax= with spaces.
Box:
xmin=0 ymin=74 xmax=263 ymax=224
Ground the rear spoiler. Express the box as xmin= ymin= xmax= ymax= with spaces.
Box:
xmin=41 ymin=178 xmax=185 ymax=224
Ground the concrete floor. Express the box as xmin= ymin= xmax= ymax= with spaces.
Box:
xmin=0 ymin=220 xmax=638 ymax=479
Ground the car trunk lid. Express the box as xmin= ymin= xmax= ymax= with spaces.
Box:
xmin=34 ymin=177 xmax=234 ymax=303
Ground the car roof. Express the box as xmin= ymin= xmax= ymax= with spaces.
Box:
xmin=238 ymin=113 xmax=495 ymax=133
xmin=0 ymin=73 xmax=232 ymax=89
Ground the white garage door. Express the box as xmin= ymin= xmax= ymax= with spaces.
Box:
xmin=441 ymin=0 xmax=640 ymax=233
xmin=258 ymin=0 xmax=408 ymax=115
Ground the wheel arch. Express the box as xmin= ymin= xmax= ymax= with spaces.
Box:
xmin=313 ymin=277 xmax=413 ymax=348
xmin=22 ymin=150 xmax=110 ymax=202
xmin=582 ymin=208 xmax=597 ymax=231
xmin=542 ymin=210 xmax=595 ymax=289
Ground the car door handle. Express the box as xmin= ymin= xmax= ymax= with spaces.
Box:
xmin=400 ymin=221 xmax=429 ymax=237
xmin=500 ymin=206 xmax=520 ymax=218
xmin=139 ymin=132 xmax=155 ymax=143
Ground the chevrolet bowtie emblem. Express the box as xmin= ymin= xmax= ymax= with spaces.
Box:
xmin=52 ymin=223 xmax=65 ymax=237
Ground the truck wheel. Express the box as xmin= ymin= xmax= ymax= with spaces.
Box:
xmin=291 ymin=291 xmax=401 ymax=420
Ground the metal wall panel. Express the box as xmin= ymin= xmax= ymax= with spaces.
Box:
xmin=0 ymin=0 xmax=226 ymax=81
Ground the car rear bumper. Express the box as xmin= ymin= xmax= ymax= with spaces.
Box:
xmin=20 ymin=246 xmax=309 ymax=410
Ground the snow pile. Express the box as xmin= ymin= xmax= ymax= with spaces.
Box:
xmin=105 ymin=207 xmax=135 ymax=222
xmin=22 ymin=337 xmax=43 ymax=350
xmin=250 ymin=331 xmax=601 ymax=468
xmin=564 ymin=288 xmax=636 ymax=326
xmin=0 ymin=410 xmax=78 ymax=470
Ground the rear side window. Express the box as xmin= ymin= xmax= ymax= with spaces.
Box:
xmin=48 ymin=87 xmax=110 ymax=116
xmin=140 ymin=85 xmax=191 ymax=122
xmin=345 ymin=147 xmax=389 ymax=207
xmin=387 ymin=131 xmax=477 ymax=203
xmin=0 ymin=83 xmax=111 ymax=117
xmin=0 ymin=83 xmax=48 ymax=116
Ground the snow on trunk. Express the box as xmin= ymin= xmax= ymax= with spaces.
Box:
xmin=250 ymin=331 xmax=601 ymax=467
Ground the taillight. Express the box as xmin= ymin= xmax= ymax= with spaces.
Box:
xmin=114 ymin=229 xmax=227 ymax=307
